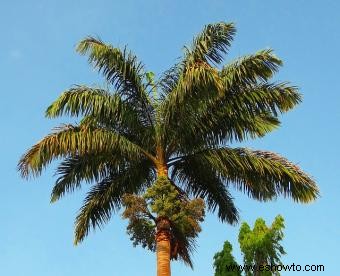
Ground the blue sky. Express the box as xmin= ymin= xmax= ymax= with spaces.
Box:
xmin=1 ymin=0 xmax=339 ymax=275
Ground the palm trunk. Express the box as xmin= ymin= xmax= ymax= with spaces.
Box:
xmin=156 ymin=217 xmax=171 ymax=276
xmin=155 ymin=160 xmax=171 ymax=276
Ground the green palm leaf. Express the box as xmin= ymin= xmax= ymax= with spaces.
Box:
xmin=51 ymin=153 xmax=122 ymax=202
xmin=183 ymin=22 xmax=236 ymax=65
xmin=171 ymin=155 xmax=239 ymax=224
xmin=45 ymin=85 xmax=154 ymax=148
xmin=221 ymin=49 xmax=282 ymax=86
xmin=189 ymin=147 xmax=318 ymax=203
xmin=76 ymin=37 xmax=154 ymax=125
xmin=18 ymin=123 xmax=146 ymax=178
xmin=170 ymin=226 xmax=197 ymax=268
xmin=74 ymin=159 xmax=154 ymax=244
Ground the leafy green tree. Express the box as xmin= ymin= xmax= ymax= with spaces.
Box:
xmin=213 ymin=241 xmax=241 ymax=276
xmin=239 ymin=215 xmax=286 ymax=276
xmin=18 ymin=22 xmax=318 ymax=276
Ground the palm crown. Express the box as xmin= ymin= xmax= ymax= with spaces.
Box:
xmin=18 ymin=22 xmax=318 ymax=249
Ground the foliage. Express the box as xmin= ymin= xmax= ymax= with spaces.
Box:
xmin=18 ymin=22 xmax=318 ymax=267
xmin=121 ymin=193 xmax=156 ymax=250
xmin=213 ymin=241 xmax=241 ymax=276
xmin=122 ymin=176 xmax=205 ymax=267
xmin=238 ymin=215 xmax=286 ymax=276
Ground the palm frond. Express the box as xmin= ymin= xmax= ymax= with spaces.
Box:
xmin=168 ymin=106 xmax=280 ymax=155
xmin=51 ymin=153 xmax=123 ymax=202
xmin=183 ymin=22 xmax=236 ymax=65
xmin=18 ymin=124 xmax=148 ymax=178
xmin=221 ymin=49 xmax=282 ymax=87
xmin=165 ymin=80 xmax=300 ymax=154
xmin=160 ymin=55 xmax=296 ymax=153
xmin=193 ymin=147 xmax=319 ymax=203
xmin=158 ymin=65 xmax=181 ymax=97
xmin=74 ymin=159 xmax=154 ymax=244
xmin=159 ymin=23 xmax=236 ymax=130
xmin=170 ymin=226 xmax=197 ymax=268
xmin=45 ymin=85 xmax=154 ymax=148
xmin=159 ymin=63 xmax=224 ymax=147
xmin=226 ymin=82 xmax=302 ymax=116
xmin=46 ymin=86 xmax=117 ymax=118
xmin=76 ymin=37 xmax=154 ymax=125
xmin=175 ymin=62 xmax=223 ymax=101
xmin=171 ymin=155 xmax=239 ymax=224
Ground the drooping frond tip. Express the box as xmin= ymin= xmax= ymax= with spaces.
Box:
xmin=17 ymin=123 xmax=144 ymax=179
xmin=204 ymin=147 xmax=319 ymax=203
xmin=221 ymin=49 xmax=283 ymax=86
xmin=251 ymin=150 xmax=319 ymax=203
xmin=75 ymin=36 xmax=146 ymax=92
xmin=185 ymin=22 xmax=236 ymax=65
xmin=76 ymin=36 xmax=105 ymax=55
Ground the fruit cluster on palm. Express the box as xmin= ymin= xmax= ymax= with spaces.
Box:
xmin=122 ymin=176 xmax=205 ymax=271
xmin=18 ymin=22 xmax=318 ymax=276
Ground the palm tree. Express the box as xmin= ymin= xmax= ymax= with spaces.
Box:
xmin=18 ymin=22 xmax=318 ymax=276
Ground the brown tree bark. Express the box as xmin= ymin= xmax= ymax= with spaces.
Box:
xmin=156 ymin=217 xmax=171 ymax=276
